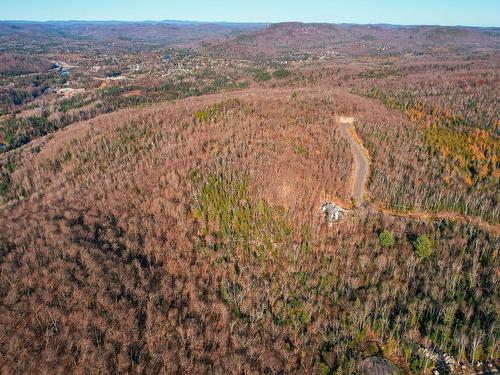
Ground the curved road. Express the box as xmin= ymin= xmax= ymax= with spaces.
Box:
xmin=336 ymin=117 xmax=499 ymax=235
xmin=338 ymin=118 xmax=370 ymax=206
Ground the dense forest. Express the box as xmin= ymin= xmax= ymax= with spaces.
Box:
xmin=0 ymin=21 xmax=499 ymax=374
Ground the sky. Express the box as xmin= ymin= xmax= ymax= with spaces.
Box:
xmin=1 ymin=0 xmax=499 ymax=27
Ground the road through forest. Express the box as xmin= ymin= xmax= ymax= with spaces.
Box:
xmin=338 ymin=117 xmax=369 ymax=206
xmin=338 ymin=117 xmax=499 ymax=235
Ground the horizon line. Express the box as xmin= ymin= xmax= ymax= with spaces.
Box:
xmin=0 ymin=19 xmax=499 ymax=28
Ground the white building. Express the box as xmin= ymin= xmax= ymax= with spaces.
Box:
xmin=321 ymin=203 xmax=346 ymax=222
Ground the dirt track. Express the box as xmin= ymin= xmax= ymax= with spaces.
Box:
xmin=337 ymin=117 xmax=499 ymax=235
xmin=338 ymin=117 xmax=369 ymax=206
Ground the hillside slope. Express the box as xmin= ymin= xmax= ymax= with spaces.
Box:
xmin=207 ymin=23 xmax=500 ymax=59
xmin=1 ymin=87 xmax=498 ymax=374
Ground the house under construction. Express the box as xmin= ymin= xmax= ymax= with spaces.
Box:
xmin=321 ymin=202 xmax=346 ymax=222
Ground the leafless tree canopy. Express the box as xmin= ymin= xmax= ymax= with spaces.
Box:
xmin=0 ymin=21 xmax=498 ymax=374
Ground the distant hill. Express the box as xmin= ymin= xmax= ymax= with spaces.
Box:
xmin=2 ymin=21 xmax=498 ymax=55
xmin=0 ymin=21 xmax=267 ymax=51
xmin=0 ymin=52 xmax=52 ymax=75
xmin=205 ymin=22 xmax=500 ymax=59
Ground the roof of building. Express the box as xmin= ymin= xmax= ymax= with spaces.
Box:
xmin=322 ymin=202 xmax=345 ymax=212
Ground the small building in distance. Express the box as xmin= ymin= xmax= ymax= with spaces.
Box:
xmin=163 ymin=53 xmax=171 ymax=62
xmin=50 ymin=62 xmax=75 ymax=77
xmin=57 ymin=87 xmax=85 ymax=98
xmin=51 ymin=63 xmax=66 ymax=76
xmin=321 ymin=202 xmax=346 ymax=222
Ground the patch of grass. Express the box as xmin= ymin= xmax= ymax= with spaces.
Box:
xmin=0 ymin=156 xmax=20 ymax=201
xmin=253 ymin=69 xmax=271 ymax=82
xmin=194 ymin=99 xmax=249 ymax=123
xmin=58 ymin=94 xmax=92 ymax=113
xmin=194 ymin=100 xmax=225 ymax=122
xmin=0 ymin=170 xmax=11 ymax=199
xmin=0 ymin=116 xmax=55 ymax=152
xmin=193 ymin=170 xmax=293 ymax=257
xmin=379 ymin=230 xmax=395 ymax=247
xmin=413 ymin=235 xmax=433 ymax=260
xmin=236 ymin=81 xmax=249 ymax=89
xmin=273 ymin=69 xmax=291 ymax=79
xmin=293 ymin=144 xmax=307 ymax=155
